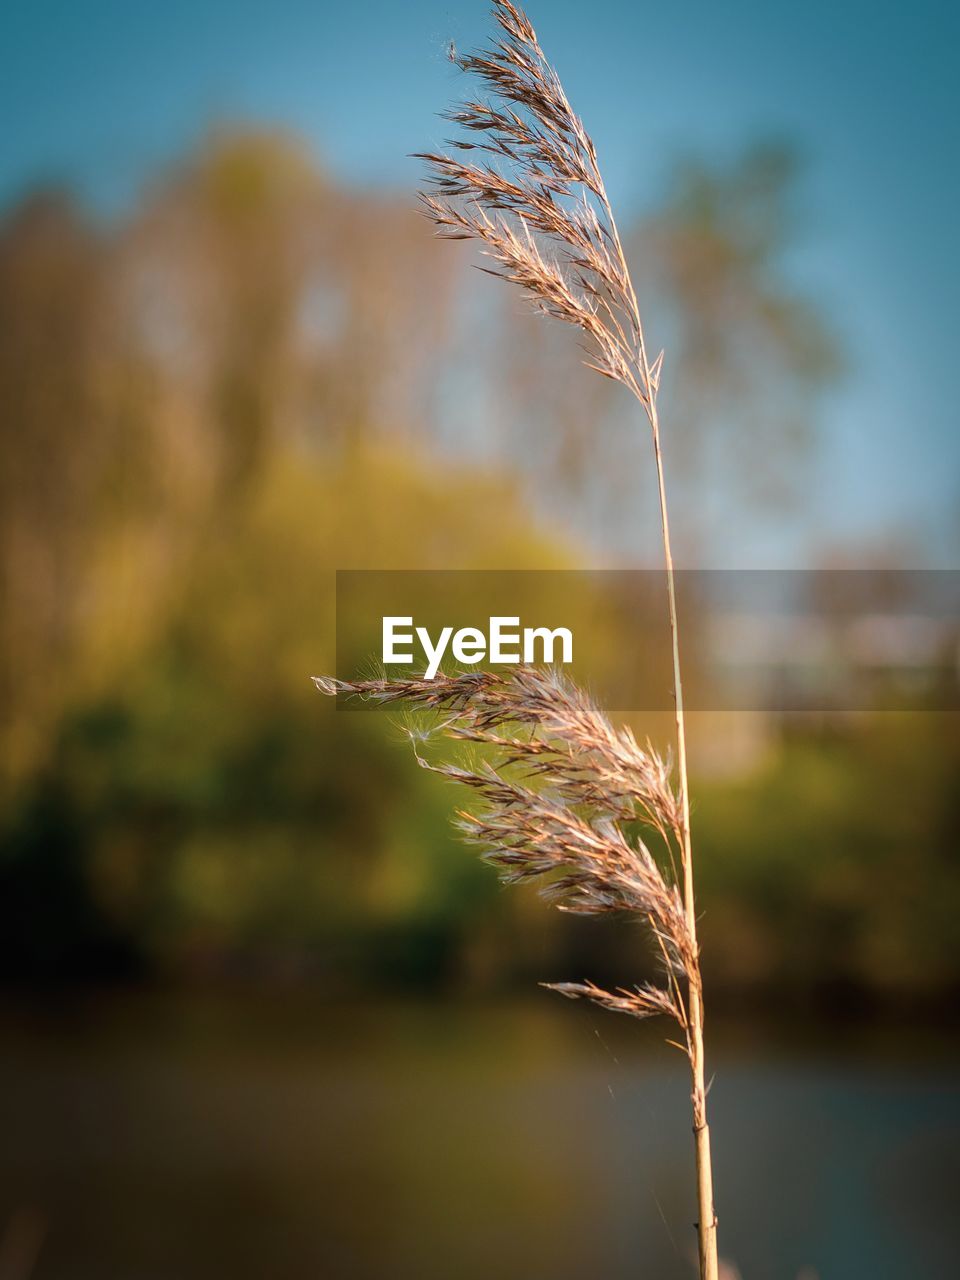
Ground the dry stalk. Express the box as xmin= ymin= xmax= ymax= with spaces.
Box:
xmin=322 ymin=4 xmax=720 ymax=1274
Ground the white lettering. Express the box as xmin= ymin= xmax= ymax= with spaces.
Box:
xmin=382 ymin=617 xmax=574 ymax=675
xmin=383 ymin=616 xmax=413 ymax=664
xmin=524 ymin=626 xmax=573 ymax=664
xmin=489 ymin=616 xmax=520 ymax=662
xmin=453 ymin=627 xmax=487 ymax=665
xmin=417 ymin=625 xmax=454 ymax=680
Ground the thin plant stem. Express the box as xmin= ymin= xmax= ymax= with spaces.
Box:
xmin=649 ymin=391 xmax=719 ymax=1280
xmin=607 ymin=162 xmax=721 ymax=1280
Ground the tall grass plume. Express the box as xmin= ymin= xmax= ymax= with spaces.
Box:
xmin=319 ymin=4 xmax=720 ymax=1274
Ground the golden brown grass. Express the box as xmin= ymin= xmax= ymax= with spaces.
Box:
xmin=313 ymin=667 xmax=693 ymax=1018
xmin=318 ymin=4 xmax=720 ymax=1274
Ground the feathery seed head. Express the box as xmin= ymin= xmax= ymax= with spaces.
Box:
xmin=415 ymin=2 xmax=656 ymax=405
xmin=314 ymin=667 xmax=695 ymax=1033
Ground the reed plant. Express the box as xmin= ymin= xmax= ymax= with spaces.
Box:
xmin=316 ymin=3 xmax=719 ymax=1274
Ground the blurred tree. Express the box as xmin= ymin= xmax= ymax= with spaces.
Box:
xmin=3 ymin=129 xmax=955 ymax=1001
xmin=0 ymin=442 xmax=572 ymax=982
xmin=0 ymin=193 xmax=114 ymax=787
xmin=639 ymin=142 xmax=842 ymax=556
xmin=0 ymin=134 xmax=841 ymax=791
xmin=694 ymin=711 xmax=960 ymax=999
xmin=120 ymin=130 xmax=460 ymax=475
xmin=482 ymin=143 xmax=841 ymax=558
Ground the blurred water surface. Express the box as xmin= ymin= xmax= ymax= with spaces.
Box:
xmin=0 ymin=992 xmax=955 ymax=1280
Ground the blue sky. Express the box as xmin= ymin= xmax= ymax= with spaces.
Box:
xmin=2 ymin=0 xmax=957 ymax=565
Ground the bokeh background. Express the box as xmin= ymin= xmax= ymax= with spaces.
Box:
xmin=1 ymin=1 xmax=958 ymax=1276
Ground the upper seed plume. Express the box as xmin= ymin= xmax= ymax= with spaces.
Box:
xmin=414 ymin=0 xmax=662 ymax=403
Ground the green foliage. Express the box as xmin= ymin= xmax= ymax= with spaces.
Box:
xmin=694 ymin=713 xmax=960 ymax=996
xmin=0 ymin=447 xmax=556 ymax=982
xmin=0 ymin=130 xmax=953 ymax=999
